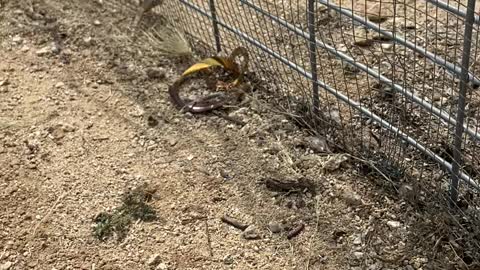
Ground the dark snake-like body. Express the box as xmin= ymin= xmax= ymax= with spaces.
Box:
xmin=168 ymin=47 xmax=249 ymax=113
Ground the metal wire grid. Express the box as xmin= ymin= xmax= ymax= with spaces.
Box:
xmin=165 ymin=1 xmax=480 ymax=185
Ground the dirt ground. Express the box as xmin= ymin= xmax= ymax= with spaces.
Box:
xmin=1 ymin=1 xmax=479 ymax=270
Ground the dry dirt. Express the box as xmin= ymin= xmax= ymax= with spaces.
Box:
xmin=0 ymin=1 xmax=479 ymax=270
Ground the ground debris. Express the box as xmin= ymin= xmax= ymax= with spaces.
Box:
xmin=263 ymin=177 xmax=316 ymax=195
xmin=221 ymin=215 xmax=249 ymax=230
xmin=93 ymin=183 xmax=157 ymax=241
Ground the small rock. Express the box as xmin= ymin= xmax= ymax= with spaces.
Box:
xmin=268 ymin=221 xmax=282 ymax=233
xmin=243 ymin=225 xmax=260 ymax=240
xmin=147 ymin=254 xmax=161 ymax=267
xmin=381 ymin=43 xmax=393 ymax=50
xmin=305 ymin=136 xmax=330 ymax=153
xmin=386 ymin=220 xmax=401 ymax=228
xmin=0 ymin=261 xmax=13 ymax=270
xmin=405 ymin=265 xmax=414 ymax=270
xmin=12 ymin=35 xmax=22 ymax=44
xmin=93 ymin=20 xmax=102 ymax=26
xmin=353 ymin=234 xmax=362 ymax=245
xmin=36 ymin=46 xmax=51 ymax=56
xmin=156 ymin=262 xmax=168 ymax=270
xmin=55 ymin=82 xmax=65 ymax=88
xmin=51 ymin=43 xmax=61 ymax=54
xmin=352 ymin=251 xmax=364 ymax=260
xmin=83 ymin=36 xmax=94 ymax=46
xmin=167 ymin=137 xmax=177 ymax=146
xmin=146 ymin=68 xmax=166 ymax=79
xmin=20 ymin=45 xmax=30 ymax=52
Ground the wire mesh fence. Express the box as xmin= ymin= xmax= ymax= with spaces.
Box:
xmin=163 ymin=1 xmax=480 ymax=195
xmin=104 ymin=0 xmax=480 ymax=266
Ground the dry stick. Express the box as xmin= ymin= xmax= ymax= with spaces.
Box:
xmin=204 ymin=218 xmax=213 ymax=257
xmin=346 ymin=154 xmax=399 ymax=192
xmin=31 ymin=190 xmax=69 ymax=240
xmin=221 ymin=215 xmax=248 ymax=230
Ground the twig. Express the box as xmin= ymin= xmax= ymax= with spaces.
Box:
xmin=287 ymin=223 xmax=305 ymax=239
xmin=204 ymin=218 xmax=213 ymax=257
xmin=221 ymin=215 xmax=248 ymax=230
xmin=31 ymin=190 xmax=69 ymax=240
xmin=346 ymin=154 xmax=399 ymax=191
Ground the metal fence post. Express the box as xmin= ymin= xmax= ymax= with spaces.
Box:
xmin=307 ymin=0 xmax=319 ymax=116
xmin=450 ymin=0 xmax=477 ymax=206
xmin=209 ymin=0 xmax=222 ymax=53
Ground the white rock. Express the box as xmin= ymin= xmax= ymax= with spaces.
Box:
xmin=12 ymin=35 xmax=22 ymax=44
xmin=156 ymin=262 xmax=168 ymax=270
xmin=353 ymin=251 xmax=364 ymax=259
xmin=55 ymin=82 xmax=65 ymax=88
xmin=353 ymin=234 xmax=362 ymax=245
xmin=35 ymin=46 xmax=51 ymax=56
xmin=387 ymin=220 xmax=401 ymax=228
xmin=381 ymin=43 xmax=393 ymax=50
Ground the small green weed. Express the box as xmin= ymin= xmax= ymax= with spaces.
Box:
xmin=93 ymin=184 xmax=157 ymax=241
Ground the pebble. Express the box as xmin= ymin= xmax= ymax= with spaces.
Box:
xmin=156 ymin=262 xmax=168 ymax=270
xmin=83 ymin=36 xmax=94 ymax=46
xmin=381 ymin=43 xmax=393 ymax=50
xmin=93 ymin=20 xmax=102 ymax=26
xmin=20 ymin=45 xmax=30 ymax=52
xmin=305 ymin=136 xmax=330 ymax=153
xmin=55 ymin=82 xmax=65 ymax=88
xmin=352 ymin=251 xmax=364 ymax=260
xmin=243 ymin=225 xmax=260 ymax=240
xmin=167 ymin=137 xmax=177 ymax=147
xmin=386 ymin=220 xmax=401 ymax=228
xmin=12 ymin=35 xmax=22 ymax=44
xmin=352 ymin=234 xmax=362 ymax=245
xmin=267 ymin=221 xmax=282 ymax=233
xmin=146 ymin=68 xmax=166 ymax=79
xmin=0 ymin=262 xmax=13 ymax=270
xmin=146 ymin=253 xmax=161 ymax=267
xmin=35 ymin=46 xmax=51 ymax=56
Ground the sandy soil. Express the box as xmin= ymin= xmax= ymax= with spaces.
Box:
xmin=1 ymin=0 xmax=479 ymax=270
